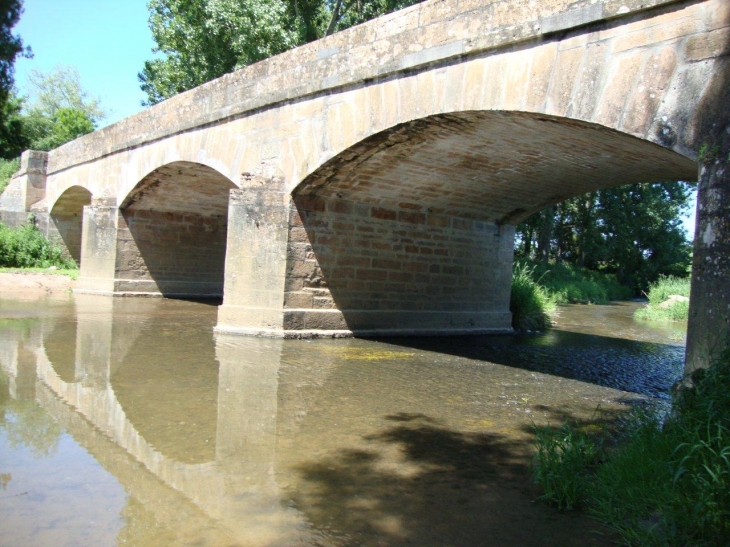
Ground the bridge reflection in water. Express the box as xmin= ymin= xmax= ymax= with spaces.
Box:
xmin=0 ymin=295 xmax=683 ymax=546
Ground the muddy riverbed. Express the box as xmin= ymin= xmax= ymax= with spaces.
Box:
xmin=0 ymin=288 xmax=685 ymax=546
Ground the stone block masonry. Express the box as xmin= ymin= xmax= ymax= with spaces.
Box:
xmin=114 ymin=209 xmax=228 ymax=297
xmin=286 ymin=195 xmax=514 ymax=336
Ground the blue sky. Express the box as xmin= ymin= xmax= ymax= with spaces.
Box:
xmin=11 ymin=0 xmax=697 ymax=239
xmin=13 ymin=0 xmax=154 ymax=126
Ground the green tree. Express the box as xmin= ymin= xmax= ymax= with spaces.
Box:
xmin=0 ymin=90 xmax=27 ymax=158
xmin=26 ymin=107 xmax=95 ymax=151
xmin=0 ymin=66 xmax=104 ymax=192
xmin=0 ymin=0 xmax=30 ymax=103
xmin=139 ymin=0 xmax=425 ymax=105
xmin=140 ymin=0 xmax=298 ymax=105
xmin=25 ymin=65 xmax=104 ymax=125
xmin=19 ymin=65 xmax=104 ymax=151
xmin=516 ymin=181 xmax=694 ymax=293
xmin=1 ymin=0 xmax=31 ymax=160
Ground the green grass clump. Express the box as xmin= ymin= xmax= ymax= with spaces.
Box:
xmin=531 ymin=421 xmax=602 ymax=510
xmin=0 ymin=223 xmax=77 ymax=269
xmin=510 ymin=262 xmax=556 ymax=331
xmin=510 ymin=259 xmax=631 ymax=331
xmin=531 ymin=349 xmax=730 ymax=546
xmin=520 ymin=259 xmax=632 ymax=304
xmin=635 ymin=276 xmax=691 ymax=322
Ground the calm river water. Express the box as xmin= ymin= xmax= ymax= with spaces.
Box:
xmin=0 ymin=293 xmax=685 ymax=547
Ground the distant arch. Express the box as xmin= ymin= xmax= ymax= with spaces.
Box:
xmin=49 ymin=186 xmax=92 ymax=264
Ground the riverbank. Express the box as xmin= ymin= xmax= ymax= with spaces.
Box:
xmin=0 ymin=270 xmax=76 ymax=294
xmin=510 ymin=260 xmax=632 ymax=331
xmin=532 ymin=349 xmax=730 ymax=546
xmin=635 ymin=276 xmax=691 ymax=322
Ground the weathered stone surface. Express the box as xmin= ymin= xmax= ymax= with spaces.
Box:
xmin=287 ymin=193 xmax=515 ymax=335
xmin=3 ymin=0 xmax=729 ymax=348
xmin=686 ymin=55 xmax=730 ymax=372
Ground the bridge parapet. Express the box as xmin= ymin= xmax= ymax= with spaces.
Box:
xmin=45 ymin=0 xmax=693 ymax=175
xmin=0 ymin=150 xmax=48 ymax=226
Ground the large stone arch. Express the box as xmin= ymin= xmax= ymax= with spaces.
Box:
xmin=292 ymin=111 xmax=695 ymax=224
xmin=269 ymin=111 xmax=693 ymax=336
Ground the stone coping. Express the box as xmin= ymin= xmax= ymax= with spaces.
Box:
xmin=45 ymin=0 xmax=683 ymax=175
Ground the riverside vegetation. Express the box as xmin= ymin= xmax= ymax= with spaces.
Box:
xmin=510 ymin=259 xmax=631 ymax=331
xmin=510 ymin=261 xmax=692 ymax=331
xmin=530 ymin=348 xmax=730 ymax=546
xmin=0 ymin=222 xmax=76 ymax=271
xmin=635 ymin=276 xmax=691 ymax=322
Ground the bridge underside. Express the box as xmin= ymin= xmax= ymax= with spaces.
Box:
xmin=38 ymin=186 xmax=92 ymax=265
xmin=216 ymin=111 xmax=696 ymax=337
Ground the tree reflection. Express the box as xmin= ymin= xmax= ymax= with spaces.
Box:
xmin=0 ymin=373 xmax=62 ymax=458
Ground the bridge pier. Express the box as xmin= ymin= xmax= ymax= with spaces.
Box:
xmin=75 ymin=201 xmax=120 ymax=294
xmin=216 ymin=184 xmax=515 ymax=338
xmin=215 ymin=185 xmax=294 ymax=337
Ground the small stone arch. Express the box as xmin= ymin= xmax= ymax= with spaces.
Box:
xmin=49 ymin=185 xmax=92 ymax=265
xmin=116 ymin=161 xmax=237 ymax=298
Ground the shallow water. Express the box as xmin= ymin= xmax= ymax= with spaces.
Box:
xmin=0 ymin=294 xmax=685 ymax=546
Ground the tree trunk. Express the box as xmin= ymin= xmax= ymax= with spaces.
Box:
xmin=536 ymin=207 xmax=554 ymax=263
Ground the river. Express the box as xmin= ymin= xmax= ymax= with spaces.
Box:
xmin=0 ymin=293 xmax=685 ymax=546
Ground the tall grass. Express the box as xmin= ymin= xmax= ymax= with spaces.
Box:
xmin=519 ymin=259 xmax=631 ymax=304
xmin=510 ymin=259 xmax=631 ymax=332
xmin=531 ymin=349 xmax=730 ymax=546
xmin=0 ymin=223 xmax=76 ymax=269
xmin=531 ymin=421 xmax=602 ymax=510
xmin=510 ymin=262 xmax=556 ymax=331
xmin=635 ymin=276 xmax=691 ymax=322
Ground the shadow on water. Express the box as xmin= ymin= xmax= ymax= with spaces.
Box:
xmin=292 ymin=412 xmax=621 ymax=547
xmin=170 ymin=297 xmax=223 ymax=306
xmin=375 ymin=305 xmax=686 ymax=400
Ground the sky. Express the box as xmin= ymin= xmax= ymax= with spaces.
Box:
xmin=13 ymin=0 xmax=155 ymax=126
xmin=10 ymin=0 xmax=697 ymax=239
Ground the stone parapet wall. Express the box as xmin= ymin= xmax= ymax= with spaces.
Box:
xmin=45 ymin=0 xmax=687 ymax=175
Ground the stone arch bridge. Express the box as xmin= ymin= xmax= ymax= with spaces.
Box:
xmin=1 ymin=0 xmax=727 ymax=343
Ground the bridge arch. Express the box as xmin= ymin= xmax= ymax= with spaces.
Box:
xmin=47 ymin=186 xmax=92 ymax=265
xmin=277 ymin=110 xmax=696 ymax=335
xmin=115 ymin=161 xmax=236 ymax=298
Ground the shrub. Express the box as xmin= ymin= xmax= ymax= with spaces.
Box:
xmin=0 ymin=222 xmax=76 ymax=269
